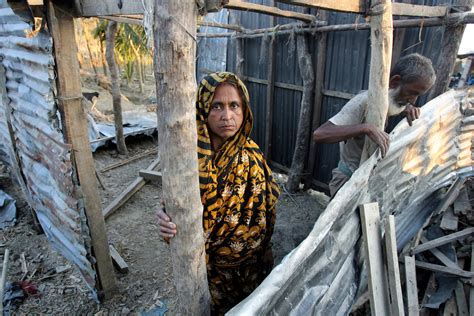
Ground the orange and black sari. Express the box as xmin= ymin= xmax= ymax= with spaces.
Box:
xmin=196 ymin=72 xmax=280 ymax=314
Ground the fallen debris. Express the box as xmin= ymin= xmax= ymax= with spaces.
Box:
xmin=109 ymin=245 xmax=129 ymax=274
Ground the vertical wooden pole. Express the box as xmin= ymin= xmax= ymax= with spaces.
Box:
xmin=427 ymin=1 xmax=472 ymax=101
xmin=264 ymin=1 xmax=276 ymax=159
xmin=304 ymin=10 xmax=327 ymax=190
xmin=360 ymin=203 xmax=390 ymax=316
xmin=235 ymin=37 xmax=245 ymax=78
xmin=153 ymin=1 xmax=211 ymax=315
xmin=46 ymin=1 xmax=117 ymax=299
xmin=106 ymin=21 xmax=128 ymax=155
xmin=360 ymin=0 xmax=393 ymax=163
xmin=286 ymin=34 xmax=314 ymax=193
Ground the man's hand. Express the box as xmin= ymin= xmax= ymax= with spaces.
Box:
xmin=156 ymin=206 xmax=177 ymax=242
xmin=363 ymin=123 xmax=390 ymax=158
xmin=403 ymin=104 xmax=420 ymax=126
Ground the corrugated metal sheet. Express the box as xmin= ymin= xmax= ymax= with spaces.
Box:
xmin=202 ymin=0 xmax=465 ymax=185
xmin=229 ymin=87 xmax=474 ymax=315
xmin=0 ymin=0 xmax=98 ymax=298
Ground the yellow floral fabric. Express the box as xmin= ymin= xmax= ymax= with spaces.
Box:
xmin=196 ymin=72 xmax=280 ymax=312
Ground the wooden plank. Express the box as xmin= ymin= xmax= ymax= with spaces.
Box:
xmin=277 ymin=0 xmax=364 ymax=13
xmin=138 ymin=170 xmax=162 ymax=183
xmin=46 ymin=1 xmax=117 ymax=299
xmin=198 ymin=21 xmax=245 ymax=32
xmin=264 ymin=4 xmax=276 ymax=159
xmin=360 ymin=203 xmax=390 ymax=316
xmin=360 ymin=0 xmax=393 ymax=163
xmin=391 ymin=3 xmax=447 ymax=17
xmin=384 ymin=215 xmax=404 ymax=316
xmin=103 ymin=158 xmax=160 ymax=219
xmin=470 ymin=244 xmax=474 ymax=316
xmin=455 ymin=280 xmax=469 ymax=315
xmin=420 ymin=273 xmax=437 ymax=316
xmin=243 ymin=76 xmax=305 ymax=92
xmin=225 ymin=0 xmax=315 ymax=23
xmin=433 ymin=177 xmax=466 ymax=216
xmin=304 ymin=10 xmax=327 ymax=190
xmin=321 ymin=89 xmax=355 ymax=100
xmin=414 ymin=260 xmax=474 ymax=278
xmin=109 ymin=245 xmax=129 ymax=273
xmin=405 ymin=256 xmax=419 ymax=316
xmin=411 ymin=227 xmax=474 ymax=255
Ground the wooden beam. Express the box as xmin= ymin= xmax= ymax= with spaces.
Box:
xmin=73 ymin=0 xmax=144 ymax=17
xmin=277 ymin=0 xmax=447 ymax=17
xmin=109 ymin=245 xmax=129 ymax=273
xmin=360 ymin=203 xmax=391 ymax=316
xmin=225 ymin=0 xmax=315 ymax=23
xmin=404 ymin=256 xmax=419 ymax=316
xmin=410 ymin=227 xmax=474 ymax=255
xmin=198 ymin=21 xmax=244 ymax=32
xmin=264 ymin=5 xmax=276 ymax=160
xmin=103 ymin=158 xmax=160 ymax=219
xmin=138 ymin=170 xmax=162 ymax=183
xmin=102 ymin=15 xmax=142 ymax=25
xmin=277 ymin=0 xmax=364 ymax=13
xmin=154 ymin=1 xmax=210 ymax=313
xmin=46 ymin=1 xmax=117 ymax=299
xmin=384 ymin=215 xmax=404 ymax=316
xmin=420 ymin=237 xmax=459 ymax=269
xmin=360 ymin=0 xmax=393 ymax=163
xmin=321 ymin=89 xmax=355 ymax=100
xmin=304 ymin=10 xmax=327 ymax=190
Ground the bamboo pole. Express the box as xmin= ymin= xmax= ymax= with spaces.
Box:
xmin=153 ymin=1 xmax=210 ymax=314
xmin=360 ymin=0 xmax=393 ymax=163
xmin=286 ymin=34 xmax=315 ymax=193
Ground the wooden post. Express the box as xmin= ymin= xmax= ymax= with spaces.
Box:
xmin=264 ymin=5 xmax=276 ymax=159
xmin=106 ymin=21 xmax=128 ymax=155
xmin=46 ymin=1 xmax=117 ymax=299
xmin=360 ymin=203 xmax=391 ymax=316
xmin=287 ymin=34 xmax=314 ymax=193
xmin=304 ymin=10 xmax=327 ymax=190
xmin=427 ymin=1 xmax=472 ymax=101
xmin=384 ymin=215 xmax=404 ymax=316
xmin=404 ymin=255 xmax=419 ymax=316
xmin=153 ymin=1 xmax=211 ymax=315
xmin=360 ymin=0 xmax=393 ymax=163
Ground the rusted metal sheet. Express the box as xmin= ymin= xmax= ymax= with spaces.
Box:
xmin=228 ymin=88 xmax=474 ymax=315
xmin=0 ymin=0 xmax=98 ymax=298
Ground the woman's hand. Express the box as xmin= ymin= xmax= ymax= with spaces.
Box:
xmin=156 ymin=206 xmax=177 ymax=242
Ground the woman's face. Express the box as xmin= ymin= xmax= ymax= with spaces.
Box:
xmin=207 ymin=83 xmax=244 ymax=149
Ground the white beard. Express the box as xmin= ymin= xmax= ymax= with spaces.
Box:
xmin=387 ymin=87 xmax=407 ymax=116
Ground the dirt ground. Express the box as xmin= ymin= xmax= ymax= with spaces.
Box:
xmin=0 ymin=74 xmax=329 ymax=314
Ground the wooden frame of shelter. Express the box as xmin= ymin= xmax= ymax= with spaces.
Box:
xmin=9 ymin=0 xmax=473 ymax=313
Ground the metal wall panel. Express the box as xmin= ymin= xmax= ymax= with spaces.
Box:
xmin=0 ymin=0 xmax=98 ymax=299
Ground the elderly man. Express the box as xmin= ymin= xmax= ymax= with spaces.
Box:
xmin=313 ymin=53 xmax=436 ymax=197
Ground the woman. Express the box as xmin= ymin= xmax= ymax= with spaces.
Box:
xmin=157 ymin=72 xmax=279 ymax=314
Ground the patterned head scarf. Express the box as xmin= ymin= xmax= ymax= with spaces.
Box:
xmin=196 ymin=72 xmax=280 ymax=265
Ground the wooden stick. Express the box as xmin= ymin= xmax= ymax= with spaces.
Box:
xmin=410 ymin=227 xmax=474 ymax=255
xmin=433 ymin=178 xmax=466 ymax=216
xmin=404 ymin=255 xmax=419 ymax=316
xmin=20 ymin=252 xmax=28 ymax=281
xmin=198 ymin=13 xmax=474 ymax=38
xmin=0 ymin=249 xmax=10 ymax=316
xmin=413 ymin=260 xmax=474 ymax=278
xmin=420 ymin=236 xmax=459 ymax=269
xmin=360 ymin=203 xmax=390 ymax=316
xmin=225 ymin=0 xmax=315 ymax=23
xmin=384 ymin=215 xmax=404 ymax=316
xmin=109 ymin=245 xmax=129 ymax=273
xmin=100 ymin=148 xmax=158 ymax=173
xmin=103 ymin=157 xmax=160 ymax=219
xmin=138 ymin=170 xmax=162 ymax=183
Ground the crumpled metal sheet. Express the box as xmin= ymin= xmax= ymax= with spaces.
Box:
xmin=0 ymin=189 xmax=16 ymax=229
xmin=228 ymin=88 xmax=474 ymax=315
xmin=0 ymin=0 xmax=98 ymax=299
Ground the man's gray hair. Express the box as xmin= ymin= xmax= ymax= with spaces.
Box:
xmin=391 ymin=53 xmax=436 ymax=85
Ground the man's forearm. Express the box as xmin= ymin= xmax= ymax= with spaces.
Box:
xmin=313 ymin=122 xmax=368 ymax=143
